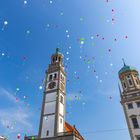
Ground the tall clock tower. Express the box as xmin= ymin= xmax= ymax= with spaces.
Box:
xmin=25 ymin=48 xmax=84 ymax=140
xmin=119 ymin=60 xmax=140 ymax=140
xmin=38 ymin=48 xmax=66 ymax=138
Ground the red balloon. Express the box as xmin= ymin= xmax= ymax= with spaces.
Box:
xmin=17 ymin=134 xmax=20 ymax=139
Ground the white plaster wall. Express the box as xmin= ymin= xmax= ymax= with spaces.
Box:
xmin=45 ymin=92 xmax=56 ymax=102
xmin=59 ymin=103 xmax=64 ymax=116
xmin=41 ymin=115 xmax=55 ymax=138
xmin=44 ymin=102 xmax=56 ymax=115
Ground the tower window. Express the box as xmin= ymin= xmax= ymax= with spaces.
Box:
xmin=60 ymin=118 xmax=63 ymax=124
xmin=60 ymin=95 xmax=64 ymax=104
xmin=59 ymin=57 xmax=61 ymax=62
xmin=53 ymin=57 xmax=55 ymax=63
xmin=128 ymin=79 xmax=133 ymax=86
xmin=46 ymin=130 xmax=49 ymax=136
xmin=49 ymin=75 xmax=52 ymax=81
xmin=136 ymin=136 xmax=140 ymax=140
xmin=62 ymin=76 xmax=65 ymax=82
xmin=54 ymin=73 xmax=57 ymax=79
xmin=136 ymin=102 xmax=140 ymax=108
xmin=55 ymin=57 xmax=58 ymax=61
xmin=123 ymin=82 xmax=127 ymax=88
xmin=131 ymin=117 xmax=139 ymax=129
xmin=61 ymin=74 xmax=63 ymax=80
xmin=127 ymin=103 xmax=133 ymax=109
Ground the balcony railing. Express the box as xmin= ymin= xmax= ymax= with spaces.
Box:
xmin=122 ymin=92 xmax=140 ymax=99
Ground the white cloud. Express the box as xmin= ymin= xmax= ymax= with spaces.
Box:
xmin=0 ymin=88 xmax=17 ymax=103
xmin=0 ymin=108 xmax=32 ymax=131
xmin=0 ymin=87 xmax=33 ymax=135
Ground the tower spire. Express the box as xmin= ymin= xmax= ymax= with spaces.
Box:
xmin=56 ymin=48 xmax=60 ymax=54
xmin=122 ymin=58 xmax=126 ymax=66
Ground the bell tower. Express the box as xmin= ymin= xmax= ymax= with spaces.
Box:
xmin=119 ymin=60 xmax=140 ymax=140
xmin=38 ymin=48 xmax=66 ymax=138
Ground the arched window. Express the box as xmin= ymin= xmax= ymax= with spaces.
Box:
xmin=128 ymin=79 xmax=133 ymax=86
xmin=46 ymin=130 xmax=49 ymax=136
xmin=61 ymin=74 xmax=63 ymax=80
xmin=131 ymin=117 xmax=139 ymax=129
xmin=123 ymin=82 xmax=127 ymax=88
xmin=59 ymin=57 xmax=61 ymax=62
xmin=54 ymin=73 xmax=57 ymax=79
xmin=60 ymin=118 xmax=63 ymax=124
xmin=126 ymin=75 xmax=133 ymax=86
xmin=62 ymin=76 xmax=65 ymax=82
xmin=49 ymin=75 xmax=52 ymax=81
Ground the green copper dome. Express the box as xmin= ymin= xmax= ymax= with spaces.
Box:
xmin=119 ymin=65 xmax=137 ymax=75
xmin=55 ymin=48 xmax=62 ymax=54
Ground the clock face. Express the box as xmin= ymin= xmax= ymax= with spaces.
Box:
xmin=48 ymin=82 xmax=56 ymax=89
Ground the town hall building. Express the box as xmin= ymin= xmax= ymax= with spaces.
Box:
xmin=119 ymin=60 xmax=140 ymax=140
xmin=24 ymin=48 xmax=84 ymax=140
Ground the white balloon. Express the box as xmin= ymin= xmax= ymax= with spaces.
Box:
xmin=24 ymin=0 xmax=27 ymax=4
xmin=4 ymin=21 xmax=8 ymax=25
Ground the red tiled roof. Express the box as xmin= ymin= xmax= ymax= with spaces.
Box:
xmin=65 ymin=122 xmax=84 ymax=140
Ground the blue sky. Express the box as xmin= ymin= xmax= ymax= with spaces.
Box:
xmin=0 ymin=0 xmax=140 ymax=139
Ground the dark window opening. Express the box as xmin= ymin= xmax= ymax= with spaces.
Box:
xmin=128 ymin=79 xmax=133 ymax=86
xmin=54 ymin=73 xmax=57 ymax=79
xmin=52 ymin=57 xmax=55 ymax=63
xmin=49 ymin=75 xmax=52 ymax=81
xmin=46 ymin=130 xmax=49 ymax=136
xmin=136 ymin=102 xmax=140 ymax=108
xmin=127 ymin=75 xmax=130 ymax=78
xmin=136 ymin=136 xmax=140 ymax=140
xmin=123 ymin=82 xmax=126 ymax=88
xmin=62 ymin=77 xmax=64 ymax=81
xmin=61 ymin=74 xmax=63 ymax=80
xmin=128 ymin=103 xmax=133 ymax=109
xmin=59 ymin=57 xmax=61 ymax=62
xmin=131 ymin=118 xmax=139 ymax=129
xmin=55 ymin=57 xmax=57 ymax=61
xmin=60 ymin=118 xmax=63 ymax=123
